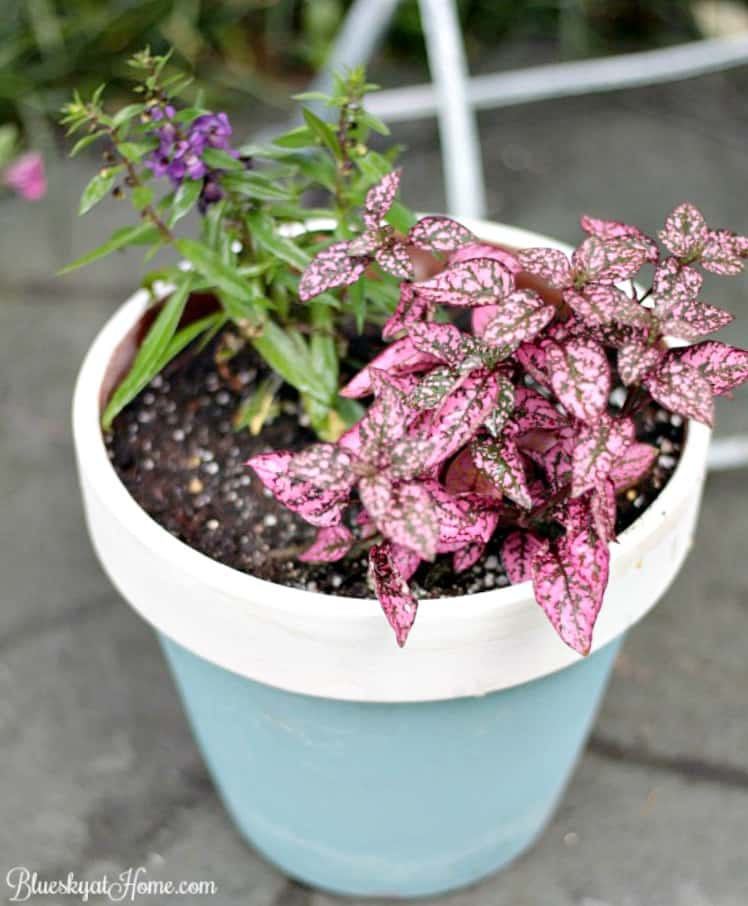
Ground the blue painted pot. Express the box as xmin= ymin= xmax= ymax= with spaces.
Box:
xmin=159 ymin=633 xmax=622 ymax=898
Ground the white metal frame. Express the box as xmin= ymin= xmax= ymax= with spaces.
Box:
xmin=307 ymin=0 xmax=748 ymax=469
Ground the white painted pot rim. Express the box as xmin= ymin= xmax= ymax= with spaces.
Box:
xmin=73 ymin=220 xmax=711 ymax=702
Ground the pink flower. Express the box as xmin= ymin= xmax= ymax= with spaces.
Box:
xmin=3 ymin=152 xmax=46 ymax=201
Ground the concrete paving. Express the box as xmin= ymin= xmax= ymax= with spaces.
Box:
xmin=1 ymin=68 xmax=747 ymax=904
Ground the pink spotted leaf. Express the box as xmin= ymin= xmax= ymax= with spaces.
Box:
xmin=571 ymin=236 xmax=647 ymax=284
xmin=546 ymin=338 xmax=611 ymax=423
xmin=247 ymin=451 xmax=349 ymax=527
xmin=532 ymin=437 xmax=574 ymax=491
xmin=659 ymin=203 xmax=708 ymax=259
xmin=564 ymin=284 xmax=649 ymax=329
xmin=484 ymin=374 xmax=516 ymax=437
xmin=407 ymin=216 xmax=475 ymax=252
xmin=652 ymin=257 xmax=703 ymax=304
xmin=299 ymin=525 xmax=354 ymax=562
xmin=453 ymin=542 xmax=486 ymax=573
xmin=673 ymin=341 xmax=748 ymax=396
xmin=348 ymin=229 xmax=382 ymax=256
xmin=355 ymin=374 xmax=413 ymax=463
xmin=368 ymin=541 xmax=419 ymax=647
xmin=617 ymin=341 xmax=662 ymax=386
xmin=502 ymin=531 xmax=548 ymax=584
xmin=591 ymin=479 xmax=618 ymax=543
xmin=481 ymin=289 xmax=556 ymax=352
xmin=643 ymin=359 xmax=714 ymax=426
xmin=427 ymin=479 xmax=484 ymax=548
xmin=382 ymin=283 xmax=433 ymax=339
xmin=408 ymin=321 xmax=467 ymax=367
xmin=609 ymin=442 xmax=658 ymax=491
xmin=362 ymin=479 xmax=439 ymax=561
xmin=341 ymin=337 xmax=437 ymax=398
xmin=287 ymin=443 xmax=354 ymax=490
xmin=408 ymin=365 xmax=461 ymax=410
xmin=580 ymin=214 xmax=658 ymax=262
xmin=515 ymin=340 xmax=551 ymax=388
xmin=416 ymin=258 xmax=515 ymax=306
xmin=363 ymin=169 xmax=401 ymax=228
xmin=511 ymin=386 xmax=567 ymax=433
xmin=299 ymin=241 xmax=367 ymax=301
xmin=443 ymin=448 xmax=502 ymax=500
xmin=532 ymin=532 xmax=610 ymax=655
xmin=390 ymin=543 xmax=422 ymax=582
xmin=571 ymin=414 xmax=635 ymax=497
xmin=375 ymin=241 xmax=414 ymax=280
xmin=659 ymin=299 xmax=733 ymax=342
xmin=471 ymin=437 xmax=532 ymax=510
xmin=701 ymin=229 xmax=744 ymax=275
xmin=471 ymin=304 xmax=500 ymax=337
xmin=425 ymin=369 xmax=500 ymax=467
xmin=517 ymin=247 xmax=572 ymax=289
xmin=387 ymin=436 xmax=438 ymax=479
xmin=450 ymin=242 xmax=522 ymax=273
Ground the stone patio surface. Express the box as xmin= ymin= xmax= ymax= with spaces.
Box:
xmin=0 ymin=66 xmax=746 ymax=905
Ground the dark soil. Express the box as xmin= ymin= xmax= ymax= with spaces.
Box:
xmin=107 ymin=338 xmax=684 ymax=599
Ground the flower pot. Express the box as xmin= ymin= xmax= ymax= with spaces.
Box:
xmin=72 ymin=221 xmax=711 ymax=898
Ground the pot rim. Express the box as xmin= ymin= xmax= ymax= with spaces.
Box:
xmin=72 ymin=219 xmax=711 ymax=628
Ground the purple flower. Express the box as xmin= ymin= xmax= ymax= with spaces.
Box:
xmin=190 ymin=113 xmax=232 ymax=150
xmin=148 ymin=104 xmax=176 ymax=123
xmin=198 ymin=177 xmax=223 ymax=213
xmin=144 ymin=109 xmax=236 ymax=197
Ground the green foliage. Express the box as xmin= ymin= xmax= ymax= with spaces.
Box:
xmin=61 ymin=52 xmax=414 ymax=440
xmin=102 ymin=274 xmax=195 ymax=428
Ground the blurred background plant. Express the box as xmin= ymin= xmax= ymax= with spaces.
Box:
xmin=1 ymin=0 xmax=709 ymax=136
xmin=0 ymin=123 xmax=45 ymax=200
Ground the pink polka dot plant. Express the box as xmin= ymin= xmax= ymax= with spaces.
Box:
xmin=250 ymin=173 xmax=748 ymax=654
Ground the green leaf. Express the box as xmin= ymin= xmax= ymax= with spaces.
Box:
xmin=234 ymin=374 xmax=282 ymax=434
xmin=172 ymin=107 xmax=209 ymax=124
xmin=176 ymin=238 xmax=256 ymax=304
xmin=215 ymin=289 xmax=261 ymax=323
xmin=219 ymin=171 xmax=293 ymax=202
xmin=251 ymin=320 xmax=329 ymax=404
xmin=201 ymin=200 xmax=226 ymax=249
xmin=202 ymin=147 xmax=244 ymax=171
xmin=111 ymin=103 xmax=145 ymax=128
xmin=364 ymin=278 xmax=400 ymax=315
xmin=272 ymin=125 xmax=315 ymax=148
xmin=0 ymin=124 xmax=18 ymax=166
xmin=246 ymin=212 xmax=310 ymax=270
xmin=348 ymin=278 xmax=366 ymax=333
xmin=131 ymin=185 xmax=154 ymax=211
xmin=357 ymin=151 xmax=391 ymax=182
xmin=334 ymin=396 xmax=365 ymax=429
xmin=102 ymin=276 xmax=194 ymax=428
xmin=385 ymin=201 xmax=417 ymax=235
xmin=291 ymin=91 xmax=330 ymax=102
xmin=58 ymin=221 xmax=158 ymax=274
xmin=165 ymin=311 xmax=225 ymax=361
xmin=79 ymin=167 xmax=121 ymax=215
xmin=117 ymin=141 xmax=156 ymax=163
xmin=358 ymin=110 xmax=390 ymax=136
xmin=169 ymin=179 xmax=202 ymax=225
xmin=164 ymin=74 xmax=194 ymax=97
xmin=302 ymin=108 xmax=342 ymax=158
xmin=69 ymin=132 xmax=105 ymax=157
xmin=309 ymin=303 xmax=338 ymax=398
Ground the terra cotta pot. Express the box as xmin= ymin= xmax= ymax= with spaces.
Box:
xmin=72 ymin=221 xmax=711 ymax=898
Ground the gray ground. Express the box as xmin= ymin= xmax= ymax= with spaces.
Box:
xmin=1 ymin=66 xmax=747 ymax=905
